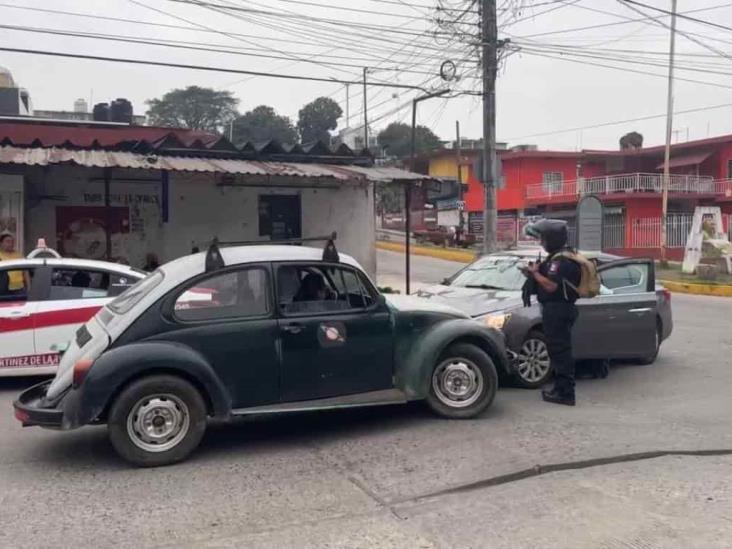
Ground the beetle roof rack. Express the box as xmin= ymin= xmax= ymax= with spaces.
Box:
xmin=205 ymin=232 xmax=339 ymax=272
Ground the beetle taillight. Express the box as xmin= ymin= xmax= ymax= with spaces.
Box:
xmin=72 ymin=359 xmax=94 ymax=388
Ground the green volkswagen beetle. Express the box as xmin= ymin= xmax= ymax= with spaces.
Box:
xmin=15 ymin=237 xmax=508 ymax=467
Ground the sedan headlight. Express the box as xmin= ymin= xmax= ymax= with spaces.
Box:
xmin=481 ymin=312 xmax=511 ymax=330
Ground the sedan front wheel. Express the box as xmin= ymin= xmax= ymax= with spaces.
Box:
xmin=514 ymin=331 xmax=553 ymax=389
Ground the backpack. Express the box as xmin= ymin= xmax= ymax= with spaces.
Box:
xmin=554 ymin=250 xmax=601 ymax=299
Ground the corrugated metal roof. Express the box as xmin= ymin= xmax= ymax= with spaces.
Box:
xmin=0 ymin=118 xmax=369 ymax=161
xmin=0 ymin=146 xmax=428 ymax=181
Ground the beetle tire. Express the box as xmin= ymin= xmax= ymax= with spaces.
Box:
xmin=108 ymin=375 xmax=207 ymax=467
xmin=426 ymin=343 xmax=498 ymax=419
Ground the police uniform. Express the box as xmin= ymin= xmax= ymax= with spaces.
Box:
xmin=537 ymin=253 xmax=582 ymax=401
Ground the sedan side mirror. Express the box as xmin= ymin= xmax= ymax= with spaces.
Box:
xmin=441 ymin=278 xmax=451 ymax=285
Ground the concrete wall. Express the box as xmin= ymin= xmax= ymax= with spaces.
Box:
xmin=163 ymin=172 xmax=375 ymax=275
xmin=21 ymin=166 xmax=376 ymax=276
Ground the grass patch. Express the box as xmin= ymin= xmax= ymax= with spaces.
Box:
xmin=656 ymin=262 xmax=732 ymax=286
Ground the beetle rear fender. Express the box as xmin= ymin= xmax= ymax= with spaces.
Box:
xmin=64 ymin=341 xmax=231 ymax=428
xmin=395 ymin=319 xmax=508 ymax=400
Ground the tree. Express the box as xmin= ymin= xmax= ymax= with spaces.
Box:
xmin=619 ymin=131 xmax=643 ymax=150
xmin=297 ymin=97 xmax=343 ymax=143
xmin=231 ymin=105 xmax=298 ymax=145
xmin=146 ymin=86 xmax=239 ymax=132
xmin=377 ymin=122 xmax=442 ymax=158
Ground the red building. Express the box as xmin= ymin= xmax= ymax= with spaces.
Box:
xmin=421 ymin=135 xmax=732 ymax=259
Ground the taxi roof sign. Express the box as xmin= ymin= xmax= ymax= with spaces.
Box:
xmin=27 ymin=238 xmax=61 ymax=259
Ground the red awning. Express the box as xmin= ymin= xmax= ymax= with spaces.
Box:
xmin=656 ymin=151 xmax=712 ymax=169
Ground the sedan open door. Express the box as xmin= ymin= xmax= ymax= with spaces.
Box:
xmin=572 ymin=258 xmax=659 ymax=361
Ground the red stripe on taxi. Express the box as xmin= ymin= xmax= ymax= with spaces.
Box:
xmin=0 ymin=306 xmax=101 ymax=333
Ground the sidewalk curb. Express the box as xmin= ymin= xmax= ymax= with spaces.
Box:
xmin=658 ymin=279 xmax=732 ymax=298
xmin=376 ymin=241 xmax=475 ymax=263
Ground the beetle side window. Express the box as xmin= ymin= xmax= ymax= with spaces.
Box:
xmin=600 ymin=264 xmax=649 ymax=295
xmin=174 ymin=267 xmax=270 ymax=321
xmin=277 ymin=264 xmax=371 ymax=315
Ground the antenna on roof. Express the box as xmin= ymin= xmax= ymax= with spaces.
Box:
xmin=205 ymin=237 xmax=225 ymax=272
xmin=322 ymin=232 xmax=339 ymax=262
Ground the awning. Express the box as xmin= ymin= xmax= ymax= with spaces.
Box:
xmin=0 ymin=146 xmax=431 ymax=182
xmin=655 ymin=151 xmax=712 ymax=170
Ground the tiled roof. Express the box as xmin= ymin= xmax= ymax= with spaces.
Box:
xmin=0 ymin=117 xmax=369 ymax=164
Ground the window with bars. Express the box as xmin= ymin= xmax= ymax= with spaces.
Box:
xmin=542 ymin=172 xmax=563 ymax=193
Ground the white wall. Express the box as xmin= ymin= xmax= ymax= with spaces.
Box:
xmin=22 ymin=166 xmax=376 ymax=276
xmin=164 ymin=172 xmax=376 ymax=275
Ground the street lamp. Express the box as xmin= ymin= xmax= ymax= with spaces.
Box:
xmin=405 ymin=88 xmax=450 ymax=295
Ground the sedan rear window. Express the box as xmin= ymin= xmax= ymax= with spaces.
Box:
xmin=108 ymin=270 xmax=164 ymax=315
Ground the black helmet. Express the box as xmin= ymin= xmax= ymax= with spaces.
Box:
xmin=525 ymin=218 xmax=568 ymax=253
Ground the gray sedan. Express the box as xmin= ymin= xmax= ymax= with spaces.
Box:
xmin=415 ymin=249 xmax=673 ymax=388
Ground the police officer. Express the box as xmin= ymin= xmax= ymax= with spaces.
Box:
xmin=522 ymin=219 xmax=582 ymax=406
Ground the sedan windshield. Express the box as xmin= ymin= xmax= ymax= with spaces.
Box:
xmin=448 ymin=256 xmax=525 ymax=291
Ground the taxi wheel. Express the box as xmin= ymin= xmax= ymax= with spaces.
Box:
xmin=426 ymin=343 xmax=498 ymax=419
xmin=108 ymin=375 xmax=207 ymax=467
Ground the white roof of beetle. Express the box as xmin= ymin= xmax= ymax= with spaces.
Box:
xmin=161 ymin=245 xmax=362 ymax=280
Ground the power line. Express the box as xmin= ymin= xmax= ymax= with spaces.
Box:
xmin=508 ymin=1 xmax=732 ymax=39
xmin=0 ymin=2 xmax=452 ymax=61
xmin=516 ymin=48 xmax=732 ymax=90
xmin=620 ymin=0 xmax=732 ymax=33
xmin=259 ymin=0 xmax=434 ymax=20
xmin=0 ymin=23 xmax=442 ymax=75
xmin=0 ymin=46 xmax=434 ymax=90
xmin=505 ymin=101 xmax=732 ymax=140
xmin=164 ymin=0 xmax=452 ymax=38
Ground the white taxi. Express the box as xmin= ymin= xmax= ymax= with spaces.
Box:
xmin=0 ymin=241 xmax=145 ymax=376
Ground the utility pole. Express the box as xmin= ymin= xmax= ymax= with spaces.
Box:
xmin=661 ymin=0 xmax=677 ymax=265
xmin=481 ymin=0 xmax=498 ymax=254
xmin=456 ymin=121 xmax=464 ymax=237
xmin=345 ymin=83 xmax=350 ymax=128
xmin=362 ymin=67 xmax=368 ymax=149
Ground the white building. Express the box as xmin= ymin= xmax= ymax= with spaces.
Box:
xmin=0 ymin=119 xmax=428 ymax=276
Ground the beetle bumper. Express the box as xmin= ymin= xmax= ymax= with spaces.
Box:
xmin=13 ymin=380 xmax=65 ymax=429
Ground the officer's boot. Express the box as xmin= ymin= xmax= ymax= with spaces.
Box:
xmin=541 ymin=377 xmax=575 ymax=406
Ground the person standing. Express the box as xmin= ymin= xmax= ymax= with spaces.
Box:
xmin=522 ymin=220 xmax=582 ymax=406
xmin=0 ymin=232 xmax=30 ymax=295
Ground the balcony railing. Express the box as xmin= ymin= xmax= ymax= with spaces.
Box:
xmin=525 ymin=172 xmax=717 ymax=201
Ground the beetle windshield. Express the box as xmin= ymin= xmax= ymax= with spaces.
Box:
xmin=107 ymin=270 xmax=164 ymax=315
xmin=448 ymin=256 xmax=525 ymax=291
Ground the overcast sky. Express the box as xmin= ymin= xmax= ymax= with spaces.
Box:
xmin=2 ymin=0 xmax=732 ymax=151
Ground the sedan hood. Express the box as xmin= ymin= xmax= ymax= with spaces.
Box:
xmin=415 ymin=285 xmax=523 ymax=317
xmin=385 ymin=294 xmax=469 ymax=319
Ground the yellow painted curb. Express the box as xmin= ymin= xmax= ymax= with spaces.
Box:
xmin=376 ymin=240 xmax=476 ymax=263
xmin=659 ymin=279 xmax=732 ymax=298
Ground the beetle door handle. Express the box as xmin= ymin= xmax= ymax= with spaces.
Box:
xmin=281 ymin=323 xmax=303 ymax=334
xmin=628 ymin=307 xmax=651 ymax=313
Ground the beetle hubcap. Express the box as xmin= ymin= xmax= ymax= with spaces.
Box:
xmin=517 ymin=338 xmax=551 ymax=383
xmin=127 ymin=394 xmax=190 ymax=453
xmin=432 ymin=358 xmax=483 ymax=408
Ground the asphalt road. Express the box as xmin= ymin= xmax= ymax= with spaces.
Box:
xmin=0 ymin=250 xmax=730 ymax=548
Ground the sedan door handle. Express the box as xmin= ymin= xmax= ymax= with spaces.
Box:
xmin=281 ymin=323 xmax=303 ymax=334
xmin=6 ymin=311 xmax=30 ymax=319
xmin=628 ymin=308 xmax=651 ymax=313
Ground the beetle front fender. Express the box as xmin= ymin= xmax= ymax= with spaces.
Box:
xmin=394 ymin=319 xmax=508 ymax=400
xmin=62 ymin=341 xmax=231 ymax=429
